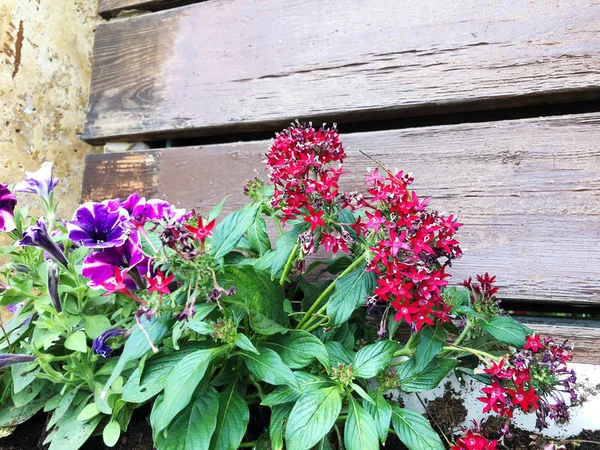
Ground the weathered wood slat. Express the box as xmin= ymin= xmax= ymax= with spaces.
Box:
xmin=82 ymin=113 xmax=600 ymax=306
xmin=98 ymin=0 xmax=202 ymax=18
xmin=84 ymin=0 xmax=600 ymax=143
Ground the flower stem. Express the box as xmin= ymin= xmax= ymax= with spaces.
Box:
xmin=442 ymin=344 xmax=501 ymax=362
xmin=453 ymin=320 xmax=472 ymax=346
xmin=279 ymin=243 xmax=300 ymax=286
xmin=297 ymin=252 xmax=367 ymax=330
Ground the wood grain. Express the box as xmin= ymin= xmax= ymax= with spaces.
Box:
xmin=82 ymin=113 xmax=600 ymax=307
xmin=84 ymin=0 xmax=600 ymax=143
xmin=98 ymin=0 xmax=202 ymax=18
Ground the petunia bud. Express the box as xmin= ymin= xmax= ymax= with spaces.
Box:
xmin=92 ymin=328 xmax=129 ymax=358
xmin=0 ymin=354 xmax=37 ymax=369
xmin=47 ymin=261 xmax=62 ymax=312
xmin=19 ymin=219 xmax=69 ymax=268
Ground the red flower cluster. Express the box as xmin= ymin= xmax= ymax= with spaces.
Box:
xmin=478 ymin=356 xmax=539 ymax=417
xmin=463 ymin=273 xmax=503 ymax=316
xmin=363 ymin=169 xmax=463 ymax=330
xmin=452 ymin=427 xmax=497 ymax=450
xmin=265 ymin=123 xmax=345 ymax=224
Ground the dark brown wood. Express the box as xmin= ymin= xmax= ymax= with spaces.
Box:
xmin=84 ymin=0 xmax=600 ymax=144
xmin=82 ymin=113 xmax=600 ymax=307
xmin=98 ymin=0 xmax=202 ymax=18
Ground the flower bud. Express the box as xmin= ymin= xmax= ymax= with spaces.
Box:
xmin=47 ymin=261 xmax=61 ymax=312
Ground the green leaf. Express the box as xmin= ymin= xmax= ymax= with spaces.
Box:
xmin=363 ymin=391 xmax=392 ymax=445
xmin=261 ymin=373 xmax=331 ymax=407
xmin=390 ymin=405 xmax=444 ymax=450
xmin=327 ymin=263 xmax=375 ymax=325
xmin=266 ymin=223 xmax=309 ymax=279
xmin=155 ymin=387 xmax=219 ymax=450
xmin=48 ymin=415 xmax=102 ymax=450
xmin=344 ymin=396 xmax=379 ymax=450
xmin=122 ymin=345 xmax=205 ymax=404
xmin=65 ymin=331 xmax=87 ymax=353
xmin=83 ymin=315 xmax=112 ymax=339
xmin=350 ymin=383 xmax=375 ymax=406
xmin=211 ymin=384 xmax=250 ymax=450
xmin=235 ymin=334 xmax=259 ymax=354
xmin=12 ymin=379 xmax=44 ymax=407
xmin=285 ymin=386 xmax=342 ymax=450
xmin=46 ymin=389 xmax=77 ymax=430
xmin=353 ymin=340 xmax=397 ymax=378
xmin=152 ymin=348 xmax=217 ymax=432
xmin=479 ymin=316 xmax=531 ymax=347
xmin=102 ymin=313 xmax=171 ymax=400
xmin=414 ymin=325 xmax=445 ymax=372
xmin=269 ymin=403 xmax=293 ymax=450
xmin=247 ymin=214 xmax=271 ymax=256
xmin=208 ymin=196 xmax=230 ymax=221
xmin=325 ymin=341 xmax=353 ymax=366
xmin=444 ymin=286 xmax=470 ymax=308
xmin=76 ymin=403 xmax=100 ymax=421
xmin=241 ymin=348 xmax=298 ymax=388
xmin=212 ymin=203 xmax=261 ymax=260
xmin=265 ymin=330 xmax=329 ymax=369
xmin=0 ymin=385 xmax=57 ymax=427
xmin=103 ymin=421 xmax=120 ymax=447
xmin=398 ymin=358 xmax=458 ymax=393
xmin=218 ymin=266 xmax=288 ymax=334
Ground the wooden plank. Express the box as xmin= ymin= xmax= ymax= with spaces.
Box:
xmin=98 ymin=0 xmax=202 ymax=18
xmin=82 ymin=113 xmax=600 ymax=306
xmin=84 ymin=0 xmax=600 ymax=143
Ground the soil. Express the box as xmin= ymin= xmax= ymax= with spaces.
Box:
xmin=0 ymin=406 xmax=153 ymax=450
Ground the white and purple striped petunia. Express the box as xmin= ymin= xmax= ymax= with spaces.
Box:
xmin=67 ymin=202 xmax=129 ymax=248
xmin=13 ymin=162 xmax=59 ymax=201
xmin=82 ymin=233 xmax=148 ymax=290
xmin=0 ymin=184 xmax=17 ymax=233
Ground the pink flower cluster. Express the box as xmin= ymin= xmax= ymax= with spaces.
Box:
xmin=478 ymin=335 xmax=577 ymax=429
xmin=362 ymin=170 xmax=462 ymax=330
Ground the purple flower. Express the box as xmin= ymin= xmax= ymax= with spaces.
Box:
xmin=0 ymin=354 xmax=37 ymax=369
xmin=92 ymin=328 xmax=129 ymax=358
xmin=13 ymin=162 xmax=59 ymax=201
xmin=122 ymin=193 xmax=185 ymax=228
xmin=82 ymin=234 xmax=147 ymax=290
xmin=0 ymin=184 xmax=17 ymax=233
xmin=19 ymin=219 xmax=69 ymax=268
xmin=67 ymin=202 xmax=129 ymax=248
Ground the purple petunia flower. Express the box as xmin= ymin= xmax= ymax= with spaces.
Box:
xmin=0 ymin=354 xmax=37 ymax=369
xmin=0 ymin=184 xmax=17 ymax=233
xmin=122 ymin=193 xmax=185 ymax=229
xmin=82 ymin=233 xmax=148 ymax=290
xmin=67 ymin=202 xmax=129 ymax=248
xmin=19 ymin=219 xmax=69 ymax=268
xmin=13 ymin=162 xmax=59 ymax=201
xmin=92 ymin=328 xmax=129 ymax=358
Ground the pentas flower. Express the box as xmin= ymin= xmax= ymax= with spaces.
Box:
xmin=0 ymin=184 xmax=17 ymax=233
xmin=67 ymin=202 xmax=129 ymax=248
xmin=266 ymin=122 xmax=347 ymax=223
xmin=363 ymin=169 xmax=462 ymax=331
xmin=477 ymin=335 xmax=576 ymax=430
xmin=463 ymin=273 xmax=503 ymax=316
xmin=92 ymin=328 xmax=129 ymax=358
xmin=19 ymin=219 xmax=69 ymax=268
xmin=524 ymin=334 xmax=545 ymax=353
xmin=146 ymin=269 xmax=175 ymax=295
xmin=82 ymin=233 xmax=147 ymax=291
xmin=185 ymin=216 xmax=216 ymax=243
xmin=303 ymin=206 xmax=326 ymax=232
xmin=452 ymin=424 xmax=497 ymax=450
xmin=13 ymin=162 xmax=59 ymax=201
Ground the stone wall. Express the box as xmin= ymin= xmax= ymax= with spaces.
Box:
xmin=0 ymin=0 xmax=102 ymax=218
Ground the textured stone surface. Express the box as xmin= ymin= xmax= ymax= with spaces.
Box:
xmin=0 ymin=0 xmax=102 ymax=218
